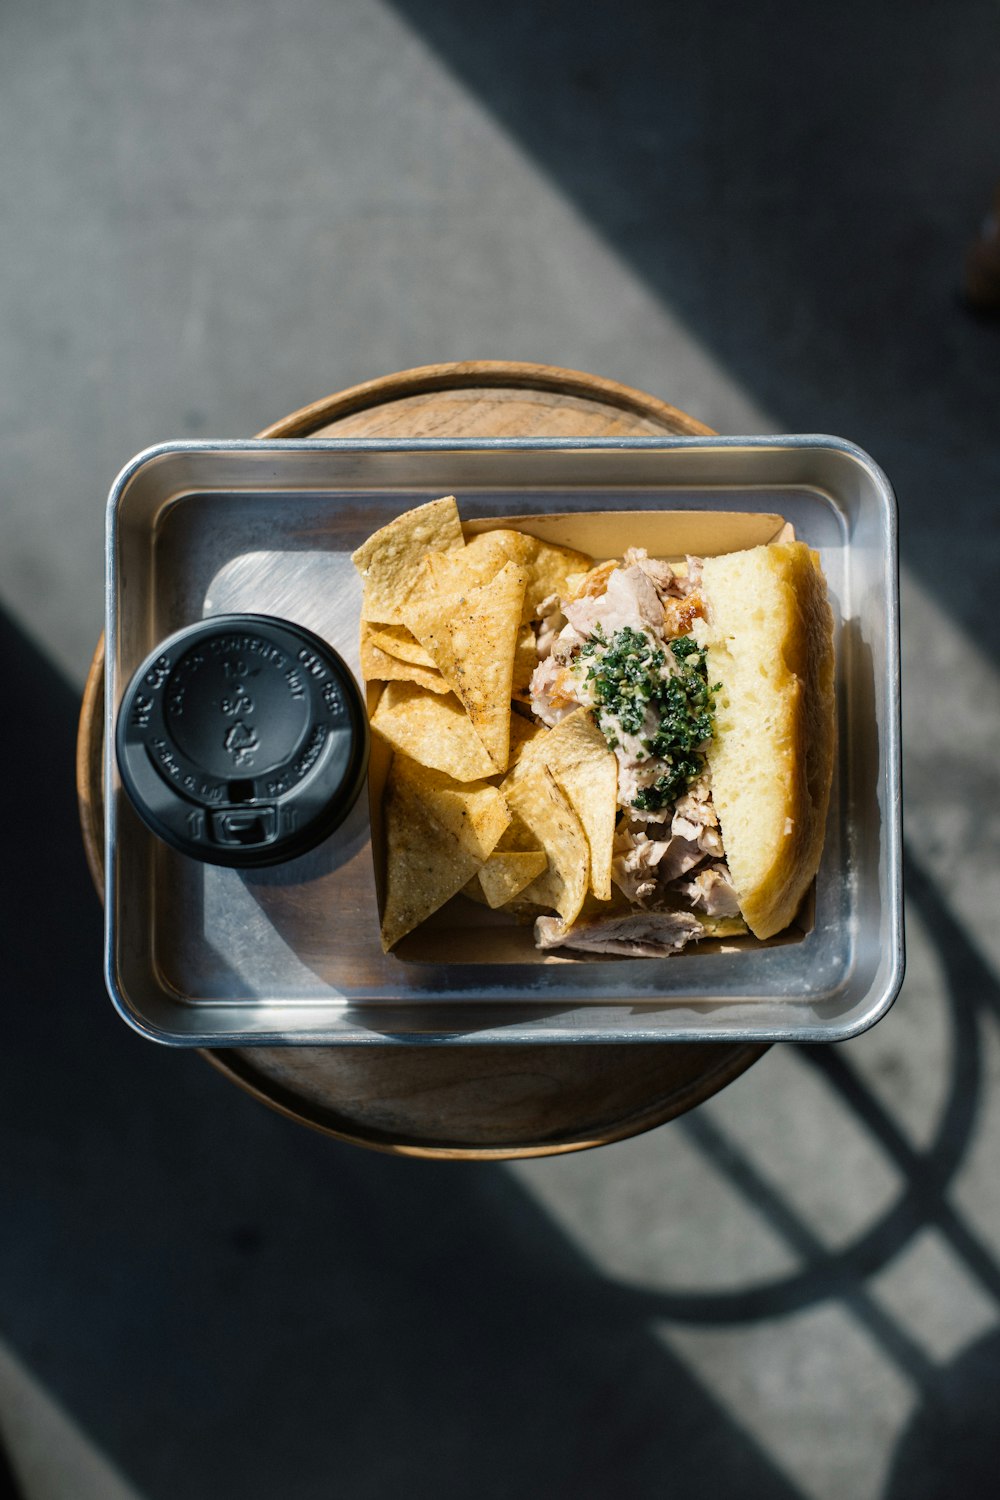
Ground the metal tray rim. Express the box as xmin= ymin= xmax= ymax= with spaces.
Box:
xmin=104 ymin=434 xmax=903 ymax=1046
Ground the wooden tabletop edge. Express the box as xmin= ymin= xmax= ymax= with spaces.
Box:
xmin=255 ymin=360 xmax=715 ymax=439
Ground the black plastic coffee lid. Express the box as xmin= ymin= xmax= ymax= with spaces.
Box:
xmin=115 ymin=614 xmax=369 ymax=868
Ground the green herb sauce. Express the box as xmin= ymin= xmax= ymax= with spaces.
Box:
xmin=574 ymin=626 xmax=717 ymax=812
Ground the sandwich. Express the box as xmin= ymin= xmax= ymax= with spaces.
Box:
xmin=352 ymin=496 xmax=836 ymax=956
xmin=528 ymin=539 xmax=836 ymax=954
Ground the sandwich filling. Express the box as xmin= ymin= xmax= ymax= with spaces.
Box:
xmin=526 ymin=547 xmax=744 ymax=956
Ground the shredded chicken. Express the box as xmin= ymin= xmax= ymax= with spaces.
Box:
xmin=683 ymin=555 xmax=704 ymax=593
xmin=623 ymin=548 xmax=704 ymax=600
xmin=611 ymin=825 xmax=705 ymax=902
xmin=567 ymin=559 xmax=618 ymax=600
xmin=526 ymin=547 xmax=738 ymax=954
xmin=671 ymin=775 xmax=724 ymax=856
xmin=562 ymin=564 xmax=664 ymax=643
xmin=535 ymin=909 xmax=704 ymax=957
xmin=617 ymin=768 xmax=722 ymax=837
xmin=658 ymin=835 xmax=707 ymax=884
xmin=618 ymin=549 xmax=706 ymax=636
xmin=680 ymin=863 xmax=741 ymax=917
xmin=661 ymin=594 xmax=706 ymax=637
xmin=528 ymin=655 xmax=579 ymax=727
xmin=611 ymin=829 xmax=671 ymax=902
xmin=622 ymin=548 xmax=682 ymax=597
xmin=617 ymin=760 xmax=669 ymax=809
xmin=534 ymin=594 xmax=566 ymax=661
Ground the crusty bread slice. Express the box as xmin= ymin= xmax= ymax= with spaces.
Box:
xmin=700 ymin=541 xmax=835 ymax=940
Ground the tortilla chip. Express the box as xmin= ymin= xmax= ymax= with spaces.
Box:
xmin=380 ymin=756 xmax=511 ymax=950
xmin=402 ymin=560 xmax=527 ymax=772
xmin=508 ymin=712 xmax=544 ymax=768
xmin=420 ymin=534 xmax=511 ymax=602
xmin=465 ymin=529 xmax=536 ymax=564
xmin=371 ymin=682 xmax=497 ymax=782
xmin=461 ymin=529 xmax=593 ymax=620
xmin=359 ymin=624 xmax=451 ymax=694
xmin=352 ymin=496 xmax=464 ymax=624
xmin=365 ymin=624 xmax=436 ymax=669
xmin=521 ymin=539 xmax=595 ymax=619
xmin=460 ymin=875 xmax=490 ymax=906
xmin=477 ymin=849 xmax=549 ymax=909
xmin=495 ymin=807 xmax=541 ymax=852
xmin=508 ymin=708 xmax=617 ymax=900
xmin=423 ymin=531 xmax=593 ymax=622
xmin=511 ymin=623 xmax=537 ymax=700
xmin=502 ymin=766 xmax=589 ymax=925
xmin=460 ymin=819 xmax=548 ymax=906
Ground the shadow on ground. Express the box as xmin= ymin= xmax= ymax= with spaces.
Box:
xmin=3 ymin=600 xmax=999 ymax=1496
xmin=2 ymin=604 xmax=804 ymax=1499
xmin=389 ymin=0 xmax=1000 ymax=658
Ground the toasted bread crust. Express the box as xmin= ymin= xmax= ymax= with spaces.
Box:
xmin=701 ymin=542 xmax=835 ymax=939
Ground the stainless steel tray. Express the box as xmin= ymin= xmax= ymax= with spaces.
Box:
xmin=105 ymin=436 xmax=902 ymax=1046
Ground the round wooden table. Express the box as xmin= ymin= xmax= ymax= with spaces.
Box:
xmin=77 ymin=361 xmax=767 ymax=1159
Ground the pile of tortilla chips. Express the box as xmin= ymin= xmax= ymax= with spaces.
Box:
xmin=351 ymin=495 xmax=620 ymax=951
